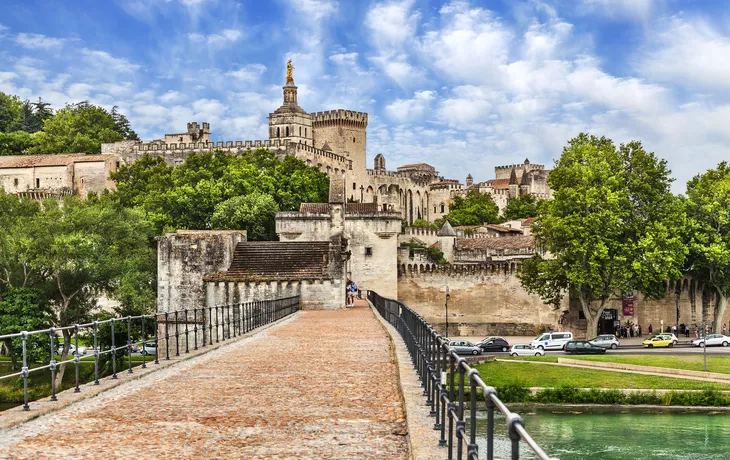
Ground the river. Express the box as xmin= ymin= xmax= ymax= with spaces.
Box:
xmin=475 ymin=407 xmax=730 ymax=459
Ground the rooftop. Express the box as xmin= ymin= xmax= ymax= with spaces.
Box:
xmin=0 ymin=154 xmax=115 ymax=168
xmin=456 ymin=235 xmax=535 ymax=250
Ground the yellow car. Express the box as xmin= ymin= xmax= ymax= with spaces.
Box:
xmin=642 ymin=336 xmax=674 ymax=348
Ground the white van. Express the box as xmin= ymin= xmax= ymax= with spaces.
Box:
xmin=530 ymin=332 xmax=573 ymax=350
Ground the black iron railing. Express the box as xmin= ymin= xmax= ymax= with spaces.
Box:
xmin=368 ymin=291 xmax=556 ymax=460
xmin=0 ymin=296 xmax=300 ymax=411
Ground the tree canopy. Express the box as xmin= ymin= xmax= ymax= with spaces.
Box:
xmin=110 ymin=149 xmax=329 ymax=238
xmin=438 ymin=189 xmax=500 ymax=227
xmin=0 ymin=92 xmax=137 ymax=155
xmin=502 ymin=194 xmax=539 ymax=221
xmin=518 ymin=134 xmax=687 ymax=336
xmin=685 ymin=162 xmax=730 ymax=331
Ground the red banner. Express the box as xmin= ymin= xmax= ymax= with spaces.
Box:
xmin=622 ymin=299 xmax=634 ymax=316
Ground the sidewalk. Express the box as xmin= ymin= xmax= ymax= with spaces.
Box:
xmin=0 ymin=305 xmax=409 ymax=459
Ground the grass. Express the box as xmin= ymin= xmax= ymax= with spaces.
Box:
xmin=472 ymin=361 xmax=730 ymax=391
xmin=568 ymin=355 xmax=730 ymax=374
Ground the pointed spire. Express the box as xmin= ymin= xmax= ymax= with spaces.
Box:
xmin=521 ymin=169 xmax=529 ymax=186
xmin=438 ymin=220 xmax=457 ymax=237
xmin=509 ymin=168 xmax=518 ymax=185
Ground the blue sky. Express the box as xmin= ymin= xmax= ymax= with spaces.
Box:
xmin=2 ymin=0 xmax=730 ymax=191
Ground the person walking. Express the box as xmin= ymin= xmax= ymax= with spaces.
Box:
xmin=350 ymin=280 xmax=358 ymax=306
xmin=686 ymin=324 xmax=690 ymax=338
xmin=345 ymin=280 xmax=353 ymax=307
xmin=723 ymin=323 xmax=727 ymax=336
xmin=648 ymin=323 xmax=653 ymax=335
xmin=638 ymin=324 xmax=642 ymax=337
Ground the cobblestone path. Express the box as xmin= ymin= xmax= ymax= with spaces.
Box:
xmin=0 ymin=304 xmax=409 ymax=459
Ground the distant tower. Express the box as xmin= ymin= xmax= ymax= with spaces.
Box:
xmin=466 ymin=174 xmax=473 ymax=188
xmin=519 ymin=169 xmax=530 ymax=196
xmin=509 ymin=168 xmax=519 ymax=199
xmin=374 ymin=153 xmax=386 ymax=171
xmin=268 ymin=59 xmax=313 ymax=146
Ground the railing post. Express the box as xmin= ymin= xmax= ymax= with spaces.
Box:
xmin=74 ymin=324 xmax=81 ymax=391
xmin=457 ymin=360 xmax=466 ymax=459
xmin=111 ymin=319 xmax=118 ymax=379
xmin=184 ymin=309 xmax=190 ymax=353
xmin=215 ymin=306 xmax=220 ymax=343
xmin=21 ymin=332 xmax=29 ymax=411
xmin=202 ymin=307 xmax=207 ymax=348
xmin=93 ymin=321 xmax=100 ymax=384
xmin=141 ymin=316 xmax=147 ymax=369
xmin=164 ymin=312 xmax=170 ymax=360
xmin=507 ymin=413 xmax=524 ymax=460
xmin=227 ymin=303 xmax=231 ymax=338
xmin=49 ymin=328 xmax=57 ymax=400
xmin=485 ymin=387 xmax=497 ymax=460
xmin=154 ymin=314 xmax=160 ymax=365
xmin=194 ymin=308 xmax=199 ymax=350
xmin=127 ymin=317 xmax=133 ymax=374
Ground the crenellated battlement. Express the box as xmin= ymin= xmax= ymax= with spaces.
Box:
xmin=398 ymin=261 xmax=524 ymax=277
xmin=495 ymin=164 xmax=545 ymax=172
xmin=293 ymin=143 xmax=351 ymax=166
xmin=311 ymin=109 xmax=368 ymax=126
xmin=136 ymin=139 xmax=290 ymax=152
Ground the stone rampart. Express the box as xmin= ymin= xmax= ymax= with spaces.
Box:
xmin=311 ymin=109 xmax=368 ymax=126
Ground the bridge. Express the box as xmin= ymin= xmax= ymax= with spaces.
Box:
xmin=0 ymin=294 xmax=554 ymax=459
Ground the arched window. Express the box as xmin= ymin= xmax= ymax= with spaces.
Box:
xmin=440 ymin=203 xmax=445 ymax=213
xmin=277 ymin=127 xmax=280 ymax=137
xmin=299 ymin=127 xmax=302 ymax=136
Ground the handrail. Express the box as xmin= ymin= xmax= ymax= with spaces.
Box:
xmin=0 ymin=296 xmax=300 ymax=412
xmin=368 ymin=290 xmax=557 ymax=460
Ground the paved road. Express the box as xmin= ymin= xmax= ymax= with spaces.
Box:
xmin=0 ymin=304 xmax=409 ymax=459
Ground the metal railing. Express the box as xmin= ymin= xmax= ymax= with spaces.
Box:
xmin=368 ymin=291 xmax=556 ymax=460
xmin=0 ymin=296 xmax=300 ymax=411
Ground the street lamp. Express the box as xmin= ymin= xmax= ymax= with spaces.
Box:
xmin=444 ymin=286 xmax=450 ymax=338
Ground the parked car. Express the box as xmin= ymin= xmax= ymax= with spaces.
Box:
xmin=509 ymin=344 xmax=544 ymax=357
xmin=57 ymin=344 xmax=88 ymax=356
xmin=590 ymin=335 xmax=620 ymax=349
xmin=477 ymin=338 xmax=510 ymax=352
xmin=642 ymin=336 xmax=674 ymax=348
xmin=140 ymin=342 xmax=158 ymax=355
xmin=530 ymin=332 xmax=573 ymax=351
xmin=657 ymin=333 xmax=679 ymax=345
xmin=692 ymin=334 xmax=730 ymax=347
xmin=448 ymin=340 xmax=482 ymax=355
xmin=564 ymin=340 xmax=607 ymax=354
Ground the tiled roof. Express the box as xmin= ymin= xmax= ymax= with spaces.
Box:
xmin=522 ymin=217 xmax=536 ymax=226
xmin=456 ymin=235 xmax=535 ymax=250
xmin=300 ymin=203 xmax=331 ymax=213
xmin=438 ymin=220 xmax=457 ymax=237
xmin=484 ymin=224 xmax=523 ymax=234
xmin=345 ymin=202 xmax=379 ymax=213
xmin=209 ymin=241 xmax=330 ymax=281
xmin=485 ymin=179 xmax=511 ymax=189
xmin=0 ymin=154 xmax=114 ymax=168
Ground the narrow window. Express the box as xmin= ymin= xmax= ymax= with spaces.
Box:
xmin=440 ymin=204 xmax=445 ymax=213
xmin=13 ymin=178 xmax=18 ymax=187
xmin=353 ymin=182 xmax=356 ymax=190
xmin=365 ymin=247 xmax=373 ymax=257
xmin=36 ymin=178 xmax=40 ymax=188
xmin=305 ymin=128 xmax=307 ymax=137
xmin=353 ymin=137 xmax=356 ymax=142
xmin=286 ymin=126 xmax=289 ymax=136
xmin=277 ymin=127 xmax=280 ymax=137
xmin=299 ymin=127 xmax=302 ymax=136
xmin=433 ymin=206 xmax=437 ymax=213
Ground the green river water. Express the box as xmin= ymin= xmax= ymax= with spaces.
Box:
xmin=477 ymin=408 xmax=730 ymax=459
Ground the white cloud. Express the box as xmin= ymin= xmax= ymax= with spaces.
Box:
xmin=329 ymin=52 xmax=358 ymax=66
xmin=67 ymin=83 xmax=94 ymax=100
xmin=226 ymin=64 xmax=267 ymax=83
xmin=187 ymin=29 xmax=243 ymax=47
xmin=578 ymin=0 xmax=654 ymax=20
xmin=159 ymin=90 xmax=186 ymax=103
xmin=640 ymin=17 xmax=730 ymax=92
xmin=285 ymin=0 xmax=337 ymax=22
xmin=385 ymin=90 xmax=436 ymax=123
xmin=15 ymin=33 xmax=65 ymax=49
xmin=81 ymin=49 xmax=141 ymax=73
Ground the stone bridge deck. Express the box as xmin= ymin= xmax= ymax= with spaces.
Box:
xmin=0 ymin=303 xmax=409 ymax=459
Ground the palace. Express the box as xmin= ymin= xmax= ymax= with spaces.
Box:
xmin=100 ymin=62 xmax=552 ymax=222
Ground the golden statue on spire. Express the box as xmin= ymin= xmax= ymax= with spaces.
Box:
xmin=286 ymin=59 xmax=294 ymax=84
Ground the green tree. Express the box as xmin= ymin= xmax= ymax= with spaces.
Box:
xmin=33 ymin=196 xmax=155 ymax=386
xmin=111 ymin=150 xmax=329 ymax=235
xmin=32 ymin=101 xmax=124 ymax=154
xmin=0 ymin=131 xmax=39 ymax=155
xmin=32 ymin=97 xmax=53 ymax=126
xmin=411 ymin=219 xmax=436 ymax=229
xmin=0 ymin=287 xmax=53 ymax=370
xmin=442 ymin=190 xmax=499 ymax=226
xmin=518 ymin=134 xmax=687 ymax=336
xmin=0 ymin=191 xmax=46 ymax=288
xmin=111 ymin=106 xmax=139 ymax=141
xmin=211 ymin=191 xmax=280 ymax=240
xmin=0 ymin=92 xmax=22 ymax=133
xmin=502 ymin=194 xmax=539 ymax=221
xmin=685 ymin=162 xmax=730 ymax=331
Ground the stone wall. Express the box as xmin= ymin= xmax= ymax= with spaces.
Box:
xmin=204 ymin=278 xmax=344 ymax=310
xmin=397 ymin=268 xmax=562 ymax=336
xmin=156 ymin=230 xmax=245 ymax=314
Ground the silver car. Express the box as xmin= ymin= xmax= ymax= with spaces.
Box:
xmin=448 ymin=340 xmax=482 ymax=355
xmin=509 ymin=344 xmax=544 ymax=357
xmin=590 ymin=334 xmax=620 ymax=349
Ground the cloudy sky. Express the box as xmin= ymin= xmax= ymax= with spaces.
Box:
xmin=1 ymin=0 xmax=729 ymax=191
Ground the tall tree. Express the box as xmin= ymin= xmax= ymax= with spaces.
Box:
xmin=440 ymin=189 xmax=500 ymax=226
xmin=502 ymin=194 xmax=539 ymax=221
xmin=0 ymin=287 xmax=54 ymax=370
xmin=32 ymin=97 xmax=53 ymax=126
xmin=685 ymin=163 xmax=730 ymax=331
xmin=32 ymin=101 xmax=123 ymax=154
xmin=0 ymin=191 xmax=46 ymax=288
xmin=33 ymin=196 xmax=155 ymax=386
xmin=211 ymin=191 xmax=280 ymax=240
xmin=519 ymin=134 xmax=686 ymax=336
xmin=111 ymin=106 xmax=139 ymax=141
xmin=0 ymin=92 xmax=22 ymax=133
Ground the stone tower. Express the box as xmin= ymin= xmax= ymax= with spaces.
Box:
xmin=509 ymin=168 xmax=519 ymax=199
xmin=519 ymin=169 xmax=530 ymax=195
xmin=466 ymin=174 xmax=473 ymax=188
xmin=268 ymin=61 xmax=313 ymax=146
xmin=374 ymin=153 xmax=386 ymax=171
